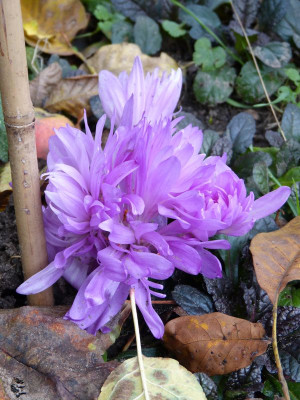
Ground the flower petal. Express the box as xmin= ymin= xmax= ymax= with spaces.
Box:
xmin=251 ymin=186 xmax=291 ymax=220
xmin=16 ymin=262 xmax=64 ymax=295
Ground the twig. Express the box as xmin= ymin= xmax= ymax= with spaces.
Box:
xmin=0 ymin=0 xmax=53 ymax=306
xmin=230 ymin=0 xmax=286 ymax=142
xmin=130 ymin=288 xmax=150 ymax=400
xmin=272 ymin=288 xmax=291 ymax=400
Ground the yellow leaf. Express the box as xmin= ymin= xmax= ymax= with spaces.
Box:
xmin=98 ymin=356 xmax=207 ymax=400
xmin=21 ymin=0 xmax=89 ymax=55
xmin=82 ymin=43 xmax=178 ymax=76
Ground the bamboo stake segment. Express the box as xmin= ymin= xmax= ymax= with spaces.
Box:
xmin=0 ymin=0 xmax=53 ymax=306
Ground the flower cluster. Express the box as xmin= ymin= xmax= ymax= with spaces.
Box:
xmin=17 ymin=58 xmax=290 ymax=338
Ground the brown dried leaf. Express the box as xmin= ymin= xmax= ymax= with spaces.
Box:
xmin=44 ymin=75 xmax=98 ymax=117
xmin=81 ymin=43 xmax=178 ymax=75
xmin=21 ymin=0 xmax=89 ymax=55
xmin=163 ymin=313 xmax=269 ymax=375
xmin=30 ymin=62 xmax=62 ymax=107
xmin=0 ymin=306 xmax=120 ymax=399
xmin=250 ymin=216 xmax=300 ymax=304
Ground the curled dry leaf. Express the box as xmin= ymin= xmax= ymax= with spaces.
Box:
xmin=81 ymin=43 xmax=178 ymax=75
xmin=163 ymin=313 xmax=270 ymax=375
xmin=98 ymin=356 xmax=207 ymax=400
xmin=21 ymin=0 xmax=88 ymax=55
xmin=0 ymin=306 xmax=126 ymax=399
xmin=250 ymin=216 xmax=300 ymax=304
xmin=30 ymin=62 xmax=62 ymax=107
xmin=44 ymin=75 xmax=99 ymax=118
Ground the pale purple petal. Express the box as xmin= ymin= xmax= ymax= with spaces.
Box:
xmin=16 ymin=262 xmax=64 ymax=295
xmin=251 ymin=186 xmax=291 ymax=220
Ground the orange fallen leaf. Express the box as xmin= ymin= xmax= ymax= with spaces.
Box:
xmin=35 ymin=108 xmax=74 ymax=159
xmin=250 ymin=216 xmax=300 ymax=304
xmin=21 ymin=0 xmax=88 ymax=55
xmin=163 ymin=313 xmax=269 ymax=375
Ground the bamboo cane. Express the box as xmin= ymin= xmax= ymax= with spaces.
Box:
xmin=0 ymin=0 xmax=53 ymax=306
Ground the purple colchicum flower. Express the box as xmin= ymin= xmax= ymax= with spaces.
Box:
xmin=98 ymin=57 xmax=182 ymax=126
xmin=17 ymin=58 xmax=291 ymax=339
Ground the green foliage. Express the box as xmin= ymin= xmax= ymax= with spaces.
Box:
xmin=93 ymin=1 xmax=126 ymax=39
xmin=253 ymin=41 xmax=292 ymax=69
xmin=278 ymin=286 xmax=300 ymax=307
xmin=277 ymin=68 xmax=300 ymax=106
xmin=193 ymin=38 xmax=226 ymax=71
xmin=161 ymin=20 xmax=186 ymax=38
xmin=225 ymin=112 xmax=255 ymax=154
xmin=178 ymin=4 xmax=221 ymax=40
xmin=193 ymin=66 xmax=236 ymax=105
xmin=133 ymin=16 xmax=162 ymax=55
xmin=236 ymin=61 xmax=285 ymax=103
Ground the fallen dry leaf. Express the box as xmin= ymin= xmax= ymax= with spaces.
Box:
xmin=81 ymin=43 xmax=178 ymax=75
xmin=44 ymin=75 xmax=98 ymax=118
xmin=250 ymin=216 xmax=300 ymax=304
xmin=0 ymin=306 xmax=123 ymax=399
xmin=163 ymin=313 xmax=269 ymax=375
xmin=21 ymin=0 xmax=88 ymax=55
xmin=0 ymin=163 xmax=12 ymax=212
xmin=98 ymin=356 xmax=207 ymax=400
xmin=30 ymin=62 xmax=62 ymax=107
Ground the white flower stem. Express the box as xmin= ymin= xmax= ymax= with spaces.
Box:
xmin=130 ymin=288 xmax=150 ymax=400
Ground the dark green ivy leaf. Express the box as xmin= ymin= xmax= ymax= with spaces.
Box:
xmin=233 ymin=151 xmax=272 ymax=179
xmin=176 ymin=111 xmax=205 ymax=131
xmin=236 ymin=61 xmax=285 ymax=103
xmin=0 ymin=97 xmax=8 ymax=163
xmin=111 ymin=0 xmax=172 ymax=21
xmin=111 ymin=20 xmax=134 ymax=43
xmin=253 ymin=41 xmax=292 ymax=68
xmin=195 ymin=373 xmax=218 ymax=400
xmin=226 ymin=112 xmax=255 ymax=153
xmin=280 ymin=345 xmax=300 ymax=382
xmin=281 ymin=103 xmax=300 ymax=141
xmin=265 ymin=130 xmax=284 ymax=148
xmin=133 ymin=16 xmax=162 ymax=55
xmin=258 ymin=0 xmax=288 ymax=32
xmin=172 ymin=284 xmax=214 ymax=315
xmin=193 ymin=66 xmax=236 ymax=105
xmin=253 ymin=161 xmax=269 ymax=194
xmin=232 ymin=0 xmax=260 ymax=28
xmin=201 ymin=129 xmax=220 ymax=155
xmin=276 ymin=139 xmax=300 ymax=177
xmin=274 ymin=0 xmax=300 ymax=49
xmin=178 ymin=4 xmax=221 ymax=40
xmin=211 ymin=136 xmax=233 ymax=163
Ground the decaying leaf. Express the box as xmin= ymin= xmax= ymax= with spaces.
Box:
xmin=35 ymin=108 xmax=74 ymax=159
xmin=0 ymin=163 xmax=12 ymax=212
xmin=81 ymin=43 xmax=178 ymax=75
xmin=30 ymin=62 xmax=62 ymax=107
xmin=163 ymin=313 xmax=270 ymax=375
xmin=21 ymin=0 xmax=89 ymax=55
xmin=250 ymin=216 xmax=300 ymax=304
xmin=98 ymin=356 xmax=207 ymax=400
xmin=0 ymin=306 xmax=123 ymax=399
xmin=44 ymin=75 xmax=98 ymax=117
